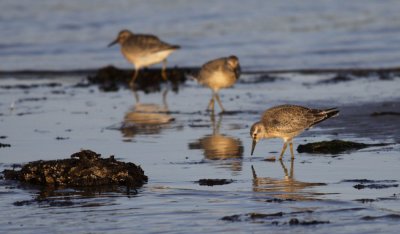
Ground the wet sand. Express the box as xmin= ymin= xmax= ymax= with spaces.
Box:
xmin=0 ymin=67 xmax=399 ymax=233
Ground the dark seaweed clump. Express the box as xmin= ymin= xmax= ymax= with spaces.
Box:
xmin=297 ymin=140 xmax=389 ymax=154
xmin=87 ymin=65 xmax=193 ymax=93
xmin=2 ymin=150 xmax=147 ymax=188
xmin=353 ymin=184 xmax=398 ymax=190
xmin=0 ymin=142 xmax=11 ymax=148
xmin=371 ymin=111 xmax=400 ymax=116
xmin=317 ymin=73 xmax=353 ymax=84
xmin=197 ymin=179 xmax=234 ymax=186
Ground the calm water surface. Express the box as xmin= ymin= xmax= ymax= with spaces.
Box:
xmin=2 ymin=0 xmax=400 ymax=70
xmin=0 ymin=72 xmax=399 ymax=233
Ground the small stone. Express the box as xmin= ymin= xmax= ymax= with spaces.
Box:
xmin=263 ymin=156 xmax=276 ymax=162
xmin=197 ymin=179 xmax=233 ymax=186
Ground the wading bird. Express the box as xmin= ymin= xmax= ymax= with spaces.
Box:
xmin=193 ymin=55 xmax=241 ymax=113
xmin=250 ymin=104 xmax=339 ymax=160
xmin=108 ymin=29 xmax=180 ymax=87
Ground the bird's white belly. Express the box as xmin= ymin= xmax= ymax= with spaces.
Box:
xmin=126 ymin=50 xmax=174 ymax=69
xmin=204 ymin=71 xmax=234 ymax=90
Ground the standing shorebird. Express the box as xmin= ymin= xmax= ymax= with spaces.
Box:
xmin=194 ymin=55 xmax=241 ymax=112
xmin=250 ymin=105 xmax=339 ymax=160
xmin=108 ymin=29 xmax=180 ymax=87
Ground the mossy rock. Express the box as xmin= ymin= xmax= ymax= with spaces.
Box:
xmin=2 ymin=150 xmax=147 ymax=188
xmin=297 ymin=140 xmax=389 ymax=154
xmin=87 ymin=65 xmax=194 ymax=93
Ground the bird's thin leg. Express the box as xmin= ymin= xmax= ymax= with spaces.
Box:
xmin=210 ymin=113 xmax=216 ymax=134
xmin=214 ymin=92 xmax=225 ymax=113
xmin=133 ymin=88 xmax=140 ymax=103
xmin=279 ymin=142 xmax=288 ymax=160
xmin=207 ymin=98 xmax=215 ymax=112
xmin=161 ymin=59 xmax=168 ymax=80
xmin=251 ymin=165 xmax=257 ymax=180
xmin=130 ymin=71 xmax=140 ymax=103
xmin=162 ymin=87 xmax=169 ymax=109
xmin=289 ymin=140 xmax=295 ymax=159
xmin=207 ymin=92 xmax=215 ymax=112
xmin=289 ymin=158 xmax=294 ymax=178
xmin=130 ymin=69 xmax=139 ymax=88
xmin=216 ymin=114 xmax=222 ymax=134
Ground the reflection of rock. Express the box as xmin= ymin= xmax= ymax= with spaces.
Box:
xmin=121 ymin=102 xmax=174 ymax=138
xmin=252 ymin=161 xmax=325 ymax=201
xmin=12 ymin=184 xmax=138 ymax=207
xmin=188 ymin=114 xmax=243 ymax=172
xmin=3 ymin=150 xmax=148 ymax=188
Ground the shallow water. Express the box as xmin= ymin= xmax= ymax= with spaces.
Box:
xmin=1 ymin=1 xmax=400 ymax=232
xmin=0 ymin=72 xmax=399 ymax=233
xmin=2 ymin=0 xmax=400 ymax=70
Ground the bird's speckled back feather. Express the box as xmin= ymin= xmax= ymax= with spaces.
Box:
xmin=122 ymin=34 xmax=180 ymax=56
xmin=262 ymin=105 xmax=338 ymax=136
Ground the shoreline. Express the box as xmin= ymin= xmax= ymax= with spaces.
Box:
xmin=2 ymin=65 xmax=400 ymax=78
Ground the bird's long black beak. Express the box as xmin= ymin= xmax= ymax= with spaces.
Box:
xmin=236 ymin=64 xmax=242 ymax=78
xmin=108 ymin=38 xmax=118 ymax=47
xmin=251 ymin=139 xmax=257 ymax=156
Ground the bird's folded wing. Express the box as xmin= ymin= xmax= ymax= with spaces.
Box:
xmin=124 ymin=34 xmax=175 ymax=54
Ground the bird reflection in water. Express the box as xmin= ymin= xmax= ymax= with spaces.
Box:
xmin=252 ymin=160 xmax=325 ymax=201
xmin=188 ymin=114 xmax=244 ymax=172
xmin=120 ymin=88 xmax=175 ymax=138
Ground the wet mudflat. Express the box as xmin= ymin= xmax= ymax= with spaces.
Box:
xmin=0 ymin=69 xmax=399 ymax=233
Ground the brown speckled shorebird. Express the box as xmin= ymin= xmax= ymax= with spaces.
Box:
xmin=250 ymin=105 xmax=339 ymax=160
xmin=194 ymin=55 xmax=240 ymax=112
xmin=108 ymin=29 xmax=180 ymax=87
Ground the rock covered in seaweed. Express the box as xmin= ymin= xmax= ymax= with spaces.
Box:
xmin=2 ymin=150 xmax=147 ymax=188
xmin=297 ymin=140 xmax=389 ymax=154
xmin=87 ymin=65 xmax=193 ymax=93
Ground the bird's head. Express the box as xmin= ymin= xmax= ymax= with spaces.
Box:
xmin=226 ymin=55 xmax=241 ymax=78
xmin=250 ymin=122 xmax=266 ymax=156
xmin=227 ymin=55 xmax=239 ymax=68
xmin=108 ymin=29 xmax=133 ymax=47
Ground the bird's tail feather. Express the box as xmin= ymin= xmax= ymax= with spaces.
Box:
xmin=323 ymin=107 xmax=339 ymax=118
xmin=309 ymin=107 xmax=339 ymax=127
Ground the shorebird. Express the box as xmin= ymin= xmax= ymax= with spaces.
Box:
xmin=108 ymin=29 xmax=180 ymax=87
xmin=250 ymin=105 xmax=339 ymax=160
xmin=193 ymin=55 xmax=241 ymax=112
